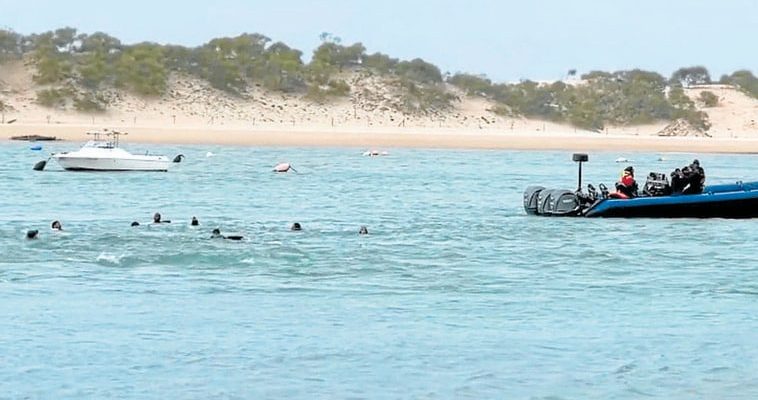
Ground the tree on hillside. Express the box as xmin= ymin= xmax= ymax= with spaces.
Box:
xmin=162 ymin=45 xmax=195 ymax=72
xmin=699 ymin=91 xmax=719 ymax=107
xmin=193 ymin=33 xmax=271 ymax=94
xmin=670 ymin=66 xmax=711 ymax=87
xmin=78 ymin=50 xmax=112 ymax=89
xmin=78 ymin=32 xmax=122 ymax=53
xmin=257 ymin=42 xmax=305 ymax=92
xmin=720 ymin=70 xmax=758 ymax=99
xmin=0 ymin=29 xmax=22 ymax=62
xmin=396 ymin=58 xmax=443 ymax=84
xmin=30 ymin=31 xmax=72 ymax=84
xmin=319 ymin=32 xmax=341 ymax=44
xmin=580 ymin=70 xmax=614 ymax=81
xmin=362 ymin=52 xmax=398 ymax=74
xmin=311 ymin=41 xmax=366 ymax=71
xmin=196 ymin=39 xmax=246 ymax=93
xmin=305 ymin=38 xmax=365 ymax=98
xmin=448 ymin=73 xmax=492 ymax=96
xmin=114 ymin=43 xmax=167 ymax=95
xmin=53 ymin=27 xmax=78 ymax=53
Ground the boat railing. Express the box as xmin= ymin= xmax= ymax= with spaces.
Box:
xmin=86 ymin=129 xmax=128 ymax=148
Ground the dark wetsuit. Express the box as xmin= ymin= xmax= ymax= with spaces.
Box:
xmin=671 ymin=168 xmax=686 ymax=193
xmin=684 ymin=163 xmax=705 ymax=194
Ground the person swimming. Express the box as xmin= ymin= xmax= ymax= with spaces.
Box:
xmin=51 ymin=220 xmax=62 ymax=230
xmin=291 ymin=222 xmax=302 ymax=231
xmin=131 ymin=221 xmax=140 ymax=227
xmin=153 ymin=212 xmax=171 ymax=224
xmin=211 ymin=228 xmax=243 ymax=240
xmin=359 ymin=226 xmax=368 ymax=235
xmin=26 ymin=229 xmax=39 ymax=239
xmin=191 ymin=216 xmax=199 ymax=226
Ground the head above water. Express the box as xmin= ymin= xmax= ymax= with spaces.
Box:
xmin=291 ymin=222 xmax=302 ymax=231
xmin=153 ymin=212 xmax=161 ymax=223
xmin=26 ymin=229 xmax=39 ymax=239
xmin=51 ymin=220 xmax=62 ymax=230
xmin=212 ymin=228 xmax=221 ymax=236
xmin=191 ymin=216 xmax=199 ymax=226
xmin=131 ymin=221 xmax=140 ymax=227
xmin=359 ymin=226 xmax=368 ymax=235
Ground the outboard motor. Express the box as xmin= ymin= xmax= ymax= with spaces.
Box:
xmin=643 ymin=172 xmax=672 ymax=197
xmin=537 ymin=189 xmax=582 ymax=216
xmin=523 ymin=186 xmax=545 ymax=215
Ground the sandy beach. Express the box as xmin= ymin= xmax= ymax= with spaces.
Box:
xmin=3 ymin=123 xmax=758 ymax=153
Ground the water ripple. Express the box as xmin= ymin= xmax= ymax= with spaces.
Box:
xmin=1 ymin=146 xmax=757 ymax=398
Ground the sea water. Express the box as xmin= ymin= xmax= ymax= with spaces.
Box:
xmin=0 ymin=141 xmax=757 ymax=399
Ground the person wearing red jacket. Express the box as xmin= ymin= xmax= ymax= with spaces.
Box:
xmin=615 ymin=166 xmax=639 ymax=198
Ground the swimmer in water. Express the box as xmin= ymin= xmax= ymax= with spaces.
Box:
xmin=131 ymin=221 xmax=140 ymax=227
xmin=359 ymin=226 xmax=368 ymax=235
xmin=26 ymin=229 xmax=39 ymax=239
xmin=211 ymin=228 xmax=243 ymax=241
xmin=291 ymin=222 xmax=302 ymax=231
xmin=51 ymin=220 xmax=62 ymax=230
xmin=153 ymin=212 xmax=171 ymax=224
xmin=191 ymin=216 xmax=199 ymax=226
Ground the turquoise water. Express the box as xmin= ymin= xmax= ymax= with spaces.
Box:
xmin=1 ymin=141 xmax=757 ymax=399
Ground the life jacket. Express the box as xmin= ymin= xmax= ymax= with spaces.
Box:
xmin=614 ymin=172 xmax=638 ymax=198
xmin=621 ymin=174 xmax=635 ymax=187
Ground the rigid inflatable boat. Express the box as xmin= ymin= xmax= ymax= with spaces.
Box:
xmin=524 ymin=154 xmax=758 ymax=219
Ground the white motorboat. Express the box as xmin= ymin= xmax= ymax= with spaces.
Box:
xmin=51 ymin=130 xmax=171 ymax=171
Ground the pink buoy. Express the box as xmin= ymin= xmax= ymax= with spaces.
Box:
xmin=273 ymin=162 xmax=297 ymax=173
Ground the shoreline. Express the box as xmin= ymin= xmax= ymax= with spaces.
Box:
xmin=3 ymin=123 xmax=758 ymax=153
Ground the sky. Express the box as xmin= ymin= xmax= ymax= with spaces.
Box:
xmin=2 ymin=0 xmax=757 ymax=82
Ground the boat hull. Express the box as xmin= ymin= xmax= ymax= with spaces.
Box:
xmin=584 ymin=192 xmax=758 ymax=218
xmin=54 ymin=156 xmax=170 ymax=171
xmin=525 ymin=181 xmax=758 ymax=219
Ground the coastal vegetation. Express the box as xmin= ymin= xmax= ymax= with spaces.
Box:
xmin=0 ymin=27 xmax=752 ymax=131
xmin=720 ymin=70 xmax=758 ymax=100
xmin=699 ymin=91 xmax=719 ymax=107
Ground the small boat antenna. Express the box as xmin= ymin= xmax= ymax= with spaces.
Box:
xmin=572 ymin=153 xmax=589 ymax=191
xmin=111 ymin=130 xmax=127 ymax=147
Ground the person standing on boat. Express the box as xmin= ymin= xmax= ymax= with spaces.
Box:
xmin=671 ymin=168 xmax=686 ymax=193
xmin=684 ymin=159 xmax=705 ymax=194
xmin=615 ymin=166 xmax=639 ymax=198
xmin=672 ymin=160 xmax=705 ymax=194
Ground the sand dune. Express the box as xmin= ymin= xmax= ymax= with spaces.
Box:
xmin=3 ymin=60 xmax=758 ymax=152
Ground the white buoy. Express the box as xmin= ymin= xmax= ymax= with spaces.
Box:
xmin=206 ymin=151 xmax=215 ymax=158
